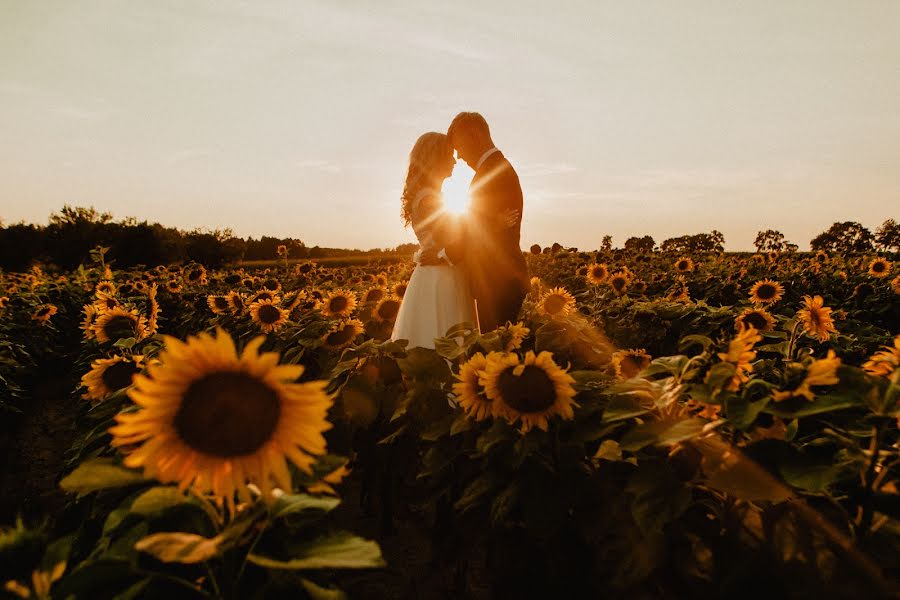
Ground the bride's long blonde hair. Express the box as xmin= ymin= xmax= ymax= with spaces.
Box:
xmin=401 ymin=132 xmax=451 ymax=227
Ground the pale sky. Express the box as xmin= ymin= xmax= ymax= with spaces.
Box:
xmin=1 ymin=1 xmax=898 ymax=251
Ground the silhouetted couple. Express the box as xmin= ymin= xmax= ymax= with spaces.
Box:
xmin=391 ymin=112 xmax=529 ymax=349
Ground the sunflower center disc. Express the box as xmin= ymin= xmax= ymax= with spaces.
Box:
xmin=744 ymin=313 xmax=768 ymax=330
xmin=329 ymin=296 xmax=348 ymax=313
xmin=103 ymin=316 xmax=137 ymax=340
xmin=497 ymin=365 xmax=556 ymax=413
xmin=258 ymin=304 xmax=281 ymax=324
xmin=101 ymin=361 xmax=141 ymax=392
xmin=175 ymin=371 xmax=281 ymax=457
xmin=543 ymin=296 xmax=566 ymax=314
xmin=326 ymin=326 xmax=354 ymax=346
xmin=378 ymin=301 xmax=400 ymax=320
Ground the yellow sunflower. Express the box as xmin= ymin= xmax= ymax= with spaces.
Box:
xmin=862 ymin=335 xmax=900 ymax=378
xmin=480 ymin=350 xmax=578 ymax=433
xmin=674 ymin=257 xmax=694 ymax=273
xmin=92 ymin=307 xmax=148 ymax=343
xmin=393 ymin=283 xmax=408 ymax=298
xmin=81 ymin=355 xmax=143 ymax=402
xmin=796 ymin=295 xmax=838 ymax=342
xmin=81 ymin=304 xmax=99 ymax=340
xmin=249 ymin=299 xmax=289 ymax=333
xmin=372 ymin=296 xmax=401 ymax=323
xmin=612 ymin=348 xmax=652 ymax=379
xmin=452 ymin=352 xmax=497 ymax=421
xmin=605 ymin=273 xmax=629 ymax=296
xmin=500 ymin=321 xmax=530 ymax=352
xmin=320 ymin=289 xmax=357 ymax=318
xmin=891 ymin=275 xmax=900 ymax=295
xmin=108 ymin=328 xmax=333 ymax=511
xmin=207 ymin=295 xmax=231 ymax=315
xmin=320 ymin=318 xmax=363 ymax=350
xmin=32 ymin=304 xmax=57 ymax=323
xmin=362 ymin=287 xmax=386 ymax=305
xmin=95 ymin=280 xmax=117 ymax=296
xmin=585 ymin=263 xmax=608 ymax=285
xmin=0 ymin=296 xmax=8 ymax=310
xmin=184 ymin=264 xmax=207 ymax=285
xmin=93 ymin=292 xmax=121 ymax=313
xmin=735 ymin=308 xmax=776 ymax=333
xmin=712 ymin=322 xmax=761 ymax=392
xmin=772 ymin=350 xmax=841 ymax=402
xmin=276 ymin=244 xmax=288 ymax=257
xmin=538 ymin=286 xmax=576 ymax=316
xmin=165 ymin=279 xmax=183 ymax=294
xmin=248 ymin=290 xmax=279 ymax=305
xmin=749 ymin=279 xmax=784 ymax=304
xmin=868 ymin=258 xmax=892 ymax=278
xmin=3 ymin=561 xmax=66 ymax=600
xmin=225 ymin=291 xmax=245 ymax=315
xmin=146 ymin=284 xmax=160 ymax=336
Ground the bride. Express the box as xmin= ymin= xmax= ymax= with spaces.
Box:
xmin=390 ymin=132 xmax=476 ymax=350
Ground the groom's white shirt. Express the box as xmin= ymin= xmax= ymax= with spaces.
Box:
xmin=475 ymin=147 xmax=499 ymax=171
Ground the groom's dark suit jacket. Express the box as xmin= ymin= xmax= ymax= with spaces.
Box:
xmin=447 ymin=150 xmax=529 ymax=332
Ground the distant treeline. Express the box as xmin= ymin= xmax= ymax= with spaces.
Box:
xmin=0 ymin=206 xmax=417 ymax=271
xmin=1 ymin=206 xmax=897 ymax=271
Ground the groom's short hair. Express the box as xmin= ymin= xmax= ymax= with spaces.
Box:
xmin=448 ymin=112 xmax=490 ymax=142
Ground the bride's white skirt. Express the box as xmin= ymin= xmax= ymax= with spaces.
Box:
xmin=390 ymin=265 xmax=476 ymax=350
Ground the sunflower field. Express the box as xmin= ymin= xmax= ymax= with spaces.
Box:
xmin=1 ymin=246 xmax=899 ymax=599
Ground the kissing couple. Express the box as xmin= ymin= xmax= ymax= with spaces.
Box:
xmin=390 ymin=112 xmax=530 ymax=350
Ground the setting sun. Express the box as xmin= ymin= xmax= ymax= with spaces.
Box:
xmin=441 ymin=161 xmax=474 ymax=215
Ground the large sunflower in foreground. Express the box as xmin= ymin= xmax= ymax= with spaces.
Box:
xmin=480 ymin=351 xmax=577 ymax=433
xmin=772 ymin=350 xmax=841 ymax=402
xmin=81 ymin=355 xmax=143 ymax=403
xmin=796 ymin=295 xmax=838 ymax=342
xmin=749 ymin=279 xmax=784 ymax=305
xmin=320 ymin=289 xmax=357 ymax=318
xmin=537 ymin=287 xmax=576 ymax=317
xmin=92 ymin=307 xmax=147 ymax=343
xmin=249 ymin=299 xmax=289 ymax=333
xmin=108 ymin=329 xmax=333 ymax=510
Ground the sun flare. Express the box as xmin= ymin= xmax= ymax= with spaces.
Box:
xmin=442 ymin=162 xmax=474 ymax=215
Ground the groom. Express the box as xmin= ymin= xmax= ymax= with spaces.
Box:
xmin=446 ymin=112 xmax=529 ymax=333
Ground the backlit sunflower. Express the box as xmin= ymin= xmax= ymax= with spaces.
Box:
xmin=500 ymin=321 xmax=530 ymax=352
xmin=92 ymin=307 xmax=148 ymax=343
xmin=372 ymin=297 xmax=401 ymax=323
xmin=276 ymin=244 xmax=288 ymax=257
xmin=363 ymin=287 xmax=386 ymax=305
xmin=612 ymin=348 xmax=652 ymax=379
xmin=772 ymin=350 xmax=841 ymax=402
xmin=796 ymin=295 xmax=838 ymax=342
xmin=93 ymin=292 xmax=121 ymax=313
xmin=95 ymin=280 xmax=117 ymax=295
xmin=674 ymin=257 xmax=694 ymax=273
xmin=480 ymin=350 xmax=577 ymax=433
xmin=249 ymin=299 xmax=289 ymax=333
xmin=320 ymin=318 xmax=363 ymax=350
xmin=452 ymin=352 xmax=496 ymax=421
xmin=608 ymin=273 xmax=630 ymax=296
xmin=207 ymin=295 xmax=231 ymax=315
xmin=749 ymin=279 xmax=784 ymax=304
xmin=320 ymin=289 xmax=357 ymax=318
xmin=711 ymin=322 xmax=761 ymax=392
xmin=32 ymin=304 xmax=57 ymax=323
xmin=862 ymin=335 xmax=900 ymax=378
xmin=868 ymin=258 xmax=892 ymax=278
xmin=108 ymin=329 xmax=333 ymax=511
xmin=538 ymin=287 xmax=576 ymax=316
xmin=81 ymin=354 xmax=143 ymax=402
xmin=585 ymin=263 xmax=609 ymax=285
xmin=735 ymin=308 xmax=776 ymax=333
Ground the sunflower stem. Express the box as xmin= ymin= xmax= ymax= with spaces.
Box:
xmin=785 ymin=320 xmax=800 ymax=361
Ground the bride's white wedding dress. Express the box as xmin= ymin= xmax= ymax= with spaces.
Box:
xmin=390 ymin=187 xmax=476 ymax=350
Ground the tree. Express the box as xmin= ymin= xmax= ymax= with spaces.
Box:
xmin=624 ymin=235 xmax=656 ymax=254
xmin=600 ymin=235 xmax=613 ymax=252
xmin=754 ymin=229 xmax=788 ymax=253
xmin=810 ymin=221 xmax=874 ymax=253
xmin=875 ymin=219 xmax=900 ymax=252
